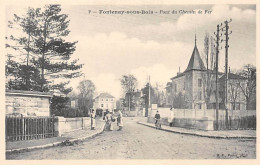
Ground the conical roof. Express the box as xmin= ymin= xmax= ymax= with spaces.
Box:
xmin=184 ymin=41 xmax=206 ymax=72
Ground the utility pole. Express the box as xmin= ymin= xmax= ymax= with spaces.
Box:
xmin=148 ymin=75 xmax=151 ymax=107
xmin=128 ymin=93 xmax=130 ymax=111
xmin=214 ymin=24 xmax=221 ymax=130
xmin=221 ymin=19 xmax=232 ymax=129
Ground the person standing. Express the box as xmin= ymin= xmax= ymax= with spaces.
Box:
xmin=104 ymin=111 xmax=113 ymax=131
xmin=90 ymin=109 xmax=96 ymax=130
xmin=117 ymin=110 xmax=123 ymax=131
xmin=168 ymin=106 xmax=174 ymax=126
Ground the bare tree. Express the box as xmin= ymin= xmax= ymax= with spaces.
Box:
xmin=228 ymin=79 xmax=243 ymax=110
xmin=237 ymin=64 xmax=256 ymax=110
xmin=77 ymin=80 xmax=96 ymax=115
xmin=201 ymin=35 xmax=216 ymax=109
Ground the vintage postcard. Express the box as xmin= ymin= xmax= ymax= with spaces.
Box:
xmin=0 ymin=0 xmax=259 ymax=165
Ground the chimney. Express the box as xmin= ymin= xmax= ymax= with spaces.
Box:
xmin=177 ymin=67 xmax=181 ymax=75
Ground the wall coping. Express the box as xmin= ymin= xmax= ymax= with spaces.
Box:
xmin=6 ymin=89 xmax=53 ymax=98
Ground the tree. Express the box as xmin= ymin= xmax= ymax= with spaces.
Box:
xmin=120 ymin=74 xmax=138 ymax=110
xmin=238 ymin=64 xmax=256 ymax=110
xmin=6 ymin=5 xmax=83 ymax=94
xmin=201 ymin=34 xmax=216 ymax=109
xmin=6 ymin=8 xmax=41 ymax=90
xmin=172 ymin=92 xmax=188 ymax=109
xmin=228 ymin=79 xmax=243 ymax=110
xmin=77 ymin=80 xmax=96 ymax=116
xmin=141 ymin=83 xmax=156 ymax=106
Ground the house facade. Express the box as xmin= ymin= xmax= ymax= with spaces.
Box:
xmin=166 ymin=35 xmax=247 ymax=110
xmin=93 ymin=93 xmax=116 ymax=111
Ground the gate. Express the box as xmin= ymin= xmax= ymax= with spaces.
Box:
xmin=5 ymin=115 xmax=56 ymax=141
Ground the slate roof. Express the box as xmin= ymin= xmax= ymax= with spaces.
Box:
xmin=170 ymin=72 xmax=185 ymax=80
xmin=219 ymin=73 xmax=246 ymax=80
xmin=184 ymin=45 xmax=206 ymax=72
xmin=96 ymin=93 xmax=115 ymax=99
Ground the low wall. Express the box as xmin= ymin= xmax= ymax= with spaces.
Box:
xmin=124 ymin=110 xmax=139 ymax=117
xmin=172 ymin=117 xmax=214 ymax=130
xmin=148 ymin=107 xmax=256 ymax=130
xmin=54 ymin=117 xmax=91 ymax=136
xmin=173 ymin=109 xmax=256 ymax=130
xmin=147 ymin=117 xmax=170 ymax=126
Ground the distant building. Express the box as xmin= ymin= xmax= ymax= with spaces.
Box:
xmin=93 ymin=93 xmax=116 ymax=111
xmin=166 ymin=35 xmax=247 ymax=110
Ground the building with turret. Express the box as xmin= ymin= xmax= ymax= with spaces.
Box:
xmin=166 ymin=35 xmax=247 ymax=110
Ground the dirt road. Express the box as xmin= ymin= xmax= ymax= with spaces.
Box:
xmin=6 ymin=117 xmax=256 ymax=160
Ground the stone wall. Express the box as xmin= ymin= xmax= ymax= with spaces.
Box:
xmin=5 ymin=90 xmax=52 ymax=116
xmin=172 ymin=109 xmax=256 ymax=130
xmin=147 ymin=107 xmax=256 ymax=130
xmin=54 ymin=117 xmax=91 ymax=136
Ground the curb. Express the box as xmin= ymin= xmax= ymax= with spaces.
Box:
xmin=6 ymin=123 xmax=106 ymax=154
xmin=137 ymin=121 xmax=256 ymax=140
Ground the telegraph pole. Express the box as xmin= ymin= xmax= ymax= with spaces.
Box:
xmin=222 ymin=19 xmax=232 ymax=129
xmin=214 ymin=24 xmax=221 ymax=130
xmin=148 ymin=75 xmax=151 ymax=107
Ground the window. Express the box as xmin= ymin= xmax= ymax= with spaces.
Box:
xmin=198 ymin=79 xmax=202 ymax=87
xmin=111 ymin=99 xmax=113 ymax=101
xmin=183 ymin=81 xmax=185 ymax=90
xmin=101 ymin=99 xmax=103 ymax=101
xmin=198 ymin=104 xmax=202 ymax=109
xmin=101 ymin=104 xmax=103 ymax=107
xmin=106 ymin=99 xmax=108 ymax=101
xmin=232 ymin=103 xmax=240 ymax=110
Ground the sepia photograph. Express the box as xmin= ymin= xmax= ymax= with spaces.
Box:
xmin=2 ymin=1 xmax=258 ymax=163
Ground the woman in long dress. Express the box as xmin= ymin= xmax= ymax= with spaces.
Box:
xmin=117 ymin=110 xmax=123 ymax=131
xmin=104 ymin=111 xmax=113 ymax=131
xmin=90 ymin=109 xmax=96 ymax=130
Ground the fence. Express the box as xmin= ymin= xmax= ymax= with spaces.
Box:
xmin=5 ymin=115 xmax=55 ymax=141
xmin=215 ymin=115 xmax=256 ymax=130
xmin=173 ymin=109 xmax=256 ymax=130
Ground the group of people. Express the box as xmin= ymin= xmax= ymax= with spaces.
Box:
xmin=104 ymin=110 xmax=123 ymax=131
xmin=89 ymin=109 xmax=123 ymax=131
xmin=90 ymin=108 xmax=163 ymax=131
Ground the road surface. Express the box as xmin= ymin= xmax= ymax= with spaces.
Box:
xmin=6 ymin=117 xmax=256 ymax=160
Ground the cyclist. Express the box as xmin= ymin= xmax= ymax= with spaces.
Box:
xmin=154 ymin=110 xmax=161 ymax=129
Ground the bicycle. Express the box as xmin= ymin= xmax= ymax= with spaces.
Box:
xmin=155 ymin=119 xmax=161 ymax=129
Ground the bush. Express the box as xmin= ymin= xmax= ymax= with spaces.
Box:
xmin=50 ymin=95 xmax=70 ymax=116
xmin=62 ymin=108 xmax=85 ymax=118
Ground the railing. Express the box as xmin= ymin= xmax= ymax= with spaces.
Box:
xmin=5 ymin=114 xmax=55 ymax=141
xmin=214 ymin=115 xmax=256 ymax=130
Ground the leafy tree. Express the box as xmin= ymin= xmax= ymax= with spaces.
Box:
xmin=120 ymin=74 xmax=138 ymax=110
xmin=50 ymin=95 xmax=70 ymax=116
xmin=6 ymin=5 xmax=83 ymax=94
xmin=172 ymin=92 xmax=188 ymax=109
xmin=6 ymin=8 xmax=40 ymax=90
xmin=141 ymin=83 xmax=156 ymax=106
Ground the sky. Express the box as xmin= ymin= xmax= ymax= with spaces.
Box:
xmin=6 ymin=4 xmax=256 ymax=99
